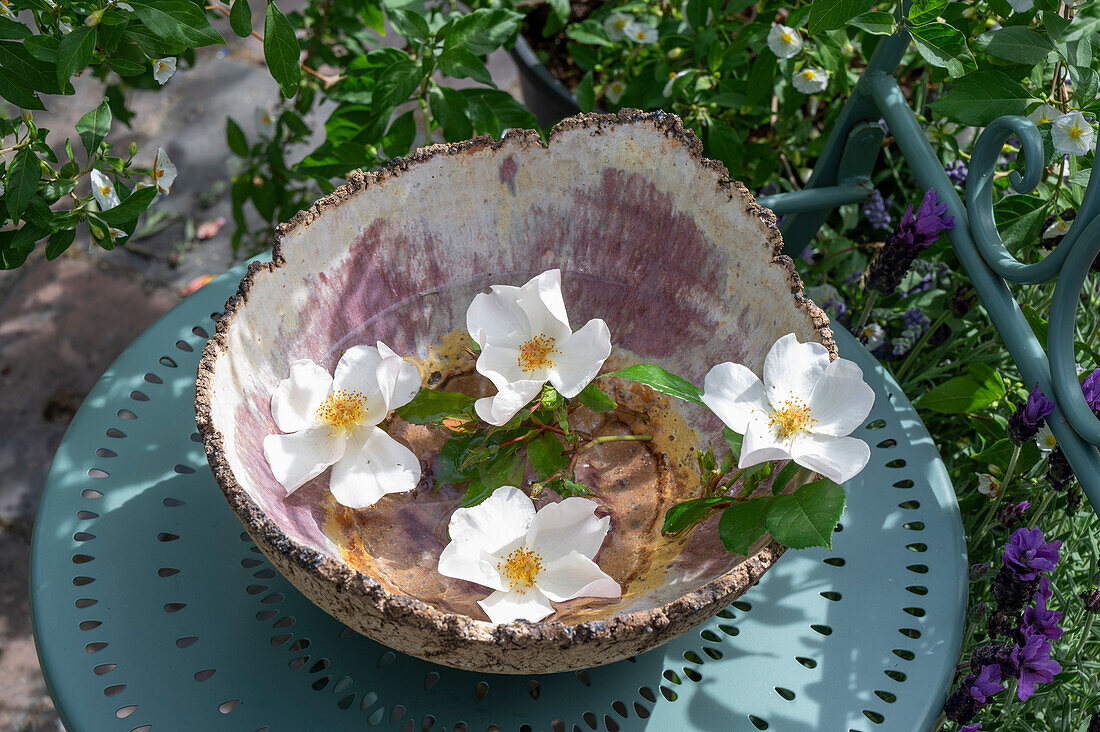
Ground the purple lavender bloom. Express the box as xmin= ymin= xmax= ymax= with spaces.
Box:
xmin=1003 ymin=528 xmax=1062 ymax=581
xmin=1047 ymin=447 xmax=1074 ymax=491
xmin=943 ymin=664 xmax=1003 ymax=723
xmin=946 ymin=159 xmax=968 ymax=187
xmin=1081 ymin=587 xmax=1100 ymax=613
xmin=1022 ymin=584 xmax=1064 ymax=641
xmin=863 ymin=189 xmax=892 ymax=231
xmin=1008 ymin=384 xmax=1055 ymax=445
xmin=1012 ymin=629 xmax=1061 ymax=700
xmin=1083 ymin=368 xmax=1100 ymax=414
xmin=971 ymin=641 xmax=1020 ymax=679
xmin=867 ymin=189 xmax=954 ymax=295
xmin=960 ymin=725 xmax=983 ymax=732
xmin=902 ymin=306 xmax=931 ymax=333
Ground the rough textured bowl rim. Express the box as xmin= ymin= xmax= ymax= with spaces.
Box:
xmin=195 ymin=109 xmax=836 ymax=652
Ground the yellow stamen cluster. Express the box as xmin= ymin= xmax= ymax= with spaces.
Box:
xmin=517 ymin=334 xmax=558 ymax=373
xmin=316 ymin=389 xmax=368 ymax=434
xmin=498 ymin=547 xmax=544 ymax=591
xmin=769 ymin=397 xmax=817 ymax=440
xmin=1069 ymin=126 xmax=1083 ymax=140
xmin=99 ymin=184 xmax=112 ymax=195
xmin=802 ymin=71 xmax=816 ymax=81
xmin=781 ymin=32 xmax=793 ymax=43
xmin=615 ymin=18 xmax=626 ymax=29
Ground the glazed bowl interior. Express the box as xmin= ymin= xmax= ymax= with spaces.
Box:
xmin=199 ymin=112 xmax=831 ymax=666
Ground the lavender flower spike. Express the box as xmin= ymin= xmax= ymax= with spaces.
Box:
xmin=867 ymin=189 xmax=954 ymax=295
xmin=1083 ymin=368 xmax=1100 ymax=414
xmin=1013 ymin=628 xmax=1061 ymax=700
xmin=1008 ymin=383 xmax=1055 ymax=445
xmin=1022 ymin=579 xmax=1063 ymax=641
xmin=1003 ymin=528 xmax=1062 ymax=581
xmin=943 ymin=664 xmax=1003 ymax=723
xmin=959 ymin=725 xmax=983 ymax=732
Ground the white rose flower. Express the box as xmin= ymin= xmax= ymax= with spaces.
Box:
xmin=262 ymin=342 xmax=423 ymax=509
xmin=767 ymin=24 xmax=803 ymax=59
xmin=1028 ymin=104 xmax=1060 ymax=126
xmin=1035 ymin=424 xmax=1057 ymax=454
xmin=976 ymin=472 xmax=1001 ymax=498
xmin=255 ymin=107 xmax=276 ymax=138
xmin=438 ymin=486 xmax=620 ymax=624
xmin=90 ymin=169 xmax=120 ymax=210
xmin=152 ymin=57 xmax=177 ymax=85
xmin=701 ymin=333 xmax=875 ymax=484
xmin=792 ymin=68 xmax=829 ymax=94
xmin=624 ymin=22 xmax=659 ymax=44
xmin=1042 ymin=219 xmax=1070 ymax=240
xmin=152 ymin=147 xmax=177 ymax=195
xmin=603 ymin=12 xmax=633 ymax=42
xmin=466 ymin=269 xmax=612 ymax=426
xmin=605 ymin=79 xmax=627 ymax=105
xmin=1007 ymin=0 xmax=1033 ymax=12
xmin=1051 ymin=110 xmax=1095 ymax=156
xmin=663 ymin=70 xmax=690 ymax=97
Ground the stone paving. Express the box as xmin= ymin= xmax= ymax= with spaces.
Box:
xmin=0 ymin=12 xmax=519 ymax=730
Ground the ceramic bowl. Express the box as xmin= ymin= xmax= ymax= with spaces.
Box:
xmin=196 ymin=111 xmax=834 ymax=674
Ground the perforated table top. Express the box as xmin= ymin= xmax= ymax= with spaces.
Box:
xmin=31 ymin=259 xmax=967 ymax=732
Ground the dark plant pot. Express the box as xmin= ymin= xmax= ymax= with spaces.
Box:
xmin=510 ymin=34 xmax=581 ymax=129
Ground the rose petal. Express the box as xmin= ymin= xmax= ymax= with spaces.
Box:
xmin=547 ymin=318 xmax=611 ymax=398
xmin=445 ymin=485 xmax=534 ymax=556
xmin=536 ymin=551 xmax=621 ymax=602
xmin=374 ymin=341 xmax=421 ymax=413
xmin=806 ymin=358 xmax=876 ymax=437
xmin=526 ymin=497 xmax=610 ymax=561
xmin=789 ymin=432 xmax=870 ymax=484
xmin=738 ymin=410 xmax=793 ymax=470
xmin=474 ymin=379 xmax=545 ymax=426
xmin=475 ymin=343 xmax=527 ymax=388
xmin=477 ymin=588 xmax=555 ymax=624
xmin=763 ymin=333 xmax=831 ymax=404
xmin=332 ymin=344 xmax=384 ymax=396
xmin=263 ymin=425 xmax=345 ymax=494
xmin=467 ymin=285 xmax=530 ymax=347
xmin=701 ymin=362 xmax=769 ymax=434
xmin=328 ymin=427 xmax=420 ymax=509
xmin=437 ymin=543 xmax=510 ymax=592
xmin=270 ymin=360 xmax=333 ymax=433
xmin=516 ymin=269 xmax=572 ymax=342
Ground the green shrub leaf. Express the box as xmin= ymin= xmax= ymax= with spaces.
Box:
xmin=765 ymin=480 xmax=845 ymax=550
xmin=603 ymin=364 xmax=704 ymax=404
xmin=264 ymin=1 xmax=301 ymax=98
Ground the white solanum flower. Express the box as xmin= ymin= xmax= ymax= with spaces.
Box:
xmin=767 ymin=24 xmax=803 ymax=59
xmin=1007 ymin=0 xmax=1033 ymax=12
xmin=792 ymin=68 xmax=829 ymax=94
xmin=153 ymin=57 xmax=177 ymax=85
xmin=58 ymin=19 xmax=72 ymax=34
xmin=860 ymin=323 xmax=886 ymax=351
xmin=0 ymin=178 xmax=5 ymax=197
xmin=152 ymin=147 xmax=177 ymax=195
xmin=1051 ymin=111 xmax=1095 ymax=156
xmin=701 ymin=333 xmax=875 ymax=484
xmin=262 ymin=342 xmax=423 ymax=509
xmin=0 ymin=0 xmax=16 ymax=20
xmin=604 ymin=12 xmax=633 ymax=42
xmin=108 ymin=226 xmax=126 ymax=241
xmin=1028 ymin=104 xmax=1060 ymax=126
xmin=90 ymin=169 xmax=120 ymax=210
xmin=976 ymin=472 xmax=1001 ymax=498
xmin=112 ymin=1 xmax=134 ymax=11
xmin=1042 ymin=219 xmax=1070 ymax=240
xmin=1035 ymin=424 xmax=1057 ymax=454
xmin=624 ymin=22 xmax=659 ymax=44
xmin=466 ymin=269 xmax=611 ymax=426
xmin=437 ymin=485 xmax=620 ymax=624
xmin=605 ymin=79 xmax=627 ymax=105
xmin=256 ymin=107 xmax=276 ymax=138
xmin=663 ymin=69 xmax=690 ymax=97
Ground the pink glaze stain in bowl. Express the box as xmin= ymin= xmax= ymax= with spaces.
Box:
xmin=196 ymin=110 xmax=834 ymax=674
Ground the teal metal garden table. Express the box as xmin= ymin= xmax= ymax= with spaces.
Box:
xmin=30 ymin=258 xmax=966 ymax=731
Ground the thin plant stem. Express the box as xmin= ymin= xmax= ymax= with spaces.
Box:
xmin=975 ymin=444 xmax=1022 ymax=542
xmin=568 ymin=434 xmax=652 ymax=474
xmin=854 ymin=290 xmax=880 ymax=335
xmin=1073 ymin=611 xmax=1095 ymax=662
xmin=896 ymin=310 xmax=950 ymax=381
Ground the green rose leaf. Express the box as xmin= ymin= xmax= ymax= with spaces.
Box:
xmin=6 ymin=148 xmax=40 ymax=220
xmin=908 ymin=22 xmax=976 ymax=78
xmin=808 ymin=0 xmax=875 ymax=35
xmin=461 ymin=449 xmax=525 ymax=507
xmin=770 ymin=460 xmax=802 ymax=495
xmin=664 ymin=496 xmax=731 ymax=534
xmin=765 ymin=480 xmax=846 ymax=550
xmin=98 ymin=184 xmax=157 ymax=225
xmin=56 ymin=26 xmax=97 ymax=83
xmin=438 ymin=47 xmax=494 ymax=87
xmin=128 ymin=0 xmax=225 ymax=47
xmin=722 ymin=426 xmax=743 ymax=461
xmin=719 ymin=498 xmax=773 ymax=555
xmin=603 ymin=364 xmax=704 ymax=404
xmin=76 ymin=99 xmax=112 ymax=158
xmin=923 ymin=363 xmax=1005 ymax=414
xmin=577 ymin=383 xmax=616 ymax=413
xmin=230 ymin=0 xmax=253 ymax=38
xmin=929 ymin=71 xmax=1032 ymax=127
xmin=526 ymin=432 xmax=568 ymax=478
xmin=394 ymin=389 xmax=477 ymax=424
xmin=264 ymin=1 xmax=301 ymax=98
